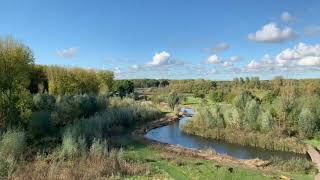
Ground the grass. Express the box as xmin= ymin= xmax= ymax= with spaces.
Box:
xmin=304 ymin=139 xmax=320 ymax=149
xmin=182 ymin=96 xmax=202 ymax=105
xmin=112 ymin=136 xmax=315 ymax=180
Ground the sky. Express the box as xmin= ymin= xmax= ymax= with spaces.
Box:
xmin=1 ymin=0 xmax=320 ymax=80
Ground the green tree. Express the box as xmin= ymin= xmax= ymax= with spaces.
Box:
xmin=0 ymin=37 xmax=34 ymax=128
xmin=112 ymin=80 xmax=134 ymax=98
xmin=167 ymin=92 xmax=181 ymax=110
xmin=298 ymin=108 xmax=317 ymax=138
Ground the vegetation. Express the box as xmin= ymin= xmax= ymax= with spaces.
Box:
xmin=182 ymin=80 xmax=320 ymax=153
xmin=0 ymin=36 xmax=317 ymax=179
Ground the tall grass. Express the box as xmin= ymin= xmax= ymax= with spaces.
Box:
xmin=65 ymin=97 xmax=163 ymax=141
xmin=13 ymin=132 xmax=149 ymax=179
xmin=0 ymin=129 xmax=25 ymax=177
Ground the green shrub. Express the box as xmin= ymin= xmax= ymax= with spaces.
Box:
xmin=51 ymin=95 xmax=81 ymax=126
xmin=299 ymin=108 xmax=318 ymax=138
xmin=33 ymin=93 xmax=55 ymax=111
xmin=167 ymin=92 xmax=182 ymax=110
xmin=0 ymin=130 xmax=25 ymax=177
xmin=29 ymin=111 xmax=54 ymax=139
xmin=60 ymin=131 xmax=83 ymax=159
xmin=0 ymin=130 xmax=25 ymax=161
xmin=208 ymin=90 xmax=224 ymax=102
xmin=74 ymin=94 xmax=98 ymax=118
xmin=244 ymin=99 xmax=260 ymax=130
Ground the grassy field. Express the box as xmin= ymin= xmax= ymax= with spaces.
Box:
xmin=111 ymin=136 xmax=314 ymax=180
xmin=305 ymin=139 xmax=320 ymax=149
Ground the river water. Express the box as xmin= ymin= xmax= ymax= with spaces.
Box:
xmin=145 ymin=108 xmax=306 ymax=160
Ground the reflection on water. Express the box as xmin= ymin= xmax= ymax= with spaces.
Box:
xmin=145 ymin=108 xmax=306 ymax=160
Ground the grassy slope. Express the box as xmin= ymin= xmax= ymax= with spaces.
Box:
xmin=113 ymin=137 xmax=314 ymax=180
xmin=305 ymin=139 xmax=320 ymax=149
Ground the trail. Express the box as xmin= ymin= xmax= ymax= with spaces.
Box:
xmin=307 ymin=145 xmax=320 ymax=180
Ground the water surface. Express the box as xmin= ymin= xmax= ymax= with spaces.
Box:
xmin=145 ymin=108 xmax=306 ymax=160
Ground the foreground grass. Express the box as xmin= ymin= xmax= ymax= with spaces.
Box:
xmin=112 ymin=136 xmax=314 ymax=180
xmin=305 ymin=139 xmax=320 ymax=149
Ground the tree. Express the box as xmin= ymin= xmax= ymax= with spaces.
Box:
xmin=96 ymin=71 xmax=114 ymax=95
xmin=0 ymin=37 xmax=34 ymax=128
xmin=298 ymin=108 xmax=317 ymax=138
xmin=112 ymin=80 xmax=134 ymax=98
xmin=167 ymin=92 xmax=181 ymax=110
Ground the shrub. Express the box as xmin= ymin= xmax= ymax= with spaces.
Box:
xmin=208 ymin=90 xmax=224 ymax=102
xmin=60 ymin=131 xmax=80 ymax=159
xmin=74 ymin=94 xmax=98 ymax=118
xmin=33 ymin=93 xmax=55 ymax=111
xmin=167 ymin=92 xmax=182 ymax=110
xmin=244 ymin=99 xmax=260 ymax=130
xmin=29 ymin=111 xmax=54 ymax=139
xmin=0 ymin=130 xmax=25 ymax=161
xmin=258 ymin=111 xmax=273 ymax=132
xmin=298 ymin=108 xmax=318 ymax=138
xmin=233 ymin=91 xmax=254 ymax=111
xmin=0 ymin=130 xmax=25 ymax=177
xmin=51 ymin=95 xmax=80 ymax=126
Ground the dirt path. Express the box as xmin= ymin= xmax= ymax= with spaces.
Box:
xmin=307 ymin=145 xmax=320 ymax=180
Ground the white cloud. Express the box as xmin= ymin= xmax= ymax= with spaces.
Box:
xmin=57 ymin=47 xmax=78 ymax=59
xmin=305 ymin=25 xmax=320 ymax=36
xmin=247 ymin=60 xmax=261 ymax=69
xmin=297 ymin=56 xmax=320 ymax=66
xmin=212 ymin=42 xmax=229 ymax=53
xmin=223 ymin=61 xmax=234 ymax=67
xmin=276 ymin=43 xmax=320 ymax=65
xmin=281 ymin=12 xmax=296 ymax=23
xmin=248 ymin=23 xmax=296 ymax=43
xmin=228 ymin=56 xmax=240 ymax=62
xmin=207 ymin=54 xmax=220 ymax=64
xmin=147 ymin=51 xmax=171 ymax=67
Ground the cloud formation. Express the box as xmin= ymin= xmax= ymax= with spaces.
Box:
xmin=276 ymin=43 xmax=320 ymax=66
xmin=147 ymin=51 xmax=171 ymax=67
xmin=57 ymin=47 xmax=78 ymax=59
xmin=248 ymin=23 xmax=296 ymax=43
xmin=207 ymin=54 xmax=220 ymax=64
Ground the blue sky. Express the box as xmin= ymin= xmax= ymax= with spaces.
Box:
xmin=1 ymin=0 xmax=320 ymax=80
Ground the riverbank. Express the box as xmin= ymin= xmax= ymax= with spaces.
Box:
xmin=130 ymin=115 xmax=316 ymax=179
xmin=181 ymin=124 xmax=306 ymax=154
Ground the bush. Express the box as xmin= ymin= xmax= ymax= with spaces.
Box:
xmin=33 ymin=93 xmax=55 ymax=111
xmin=258 ymin=111 xmax=273 ymax=132
xmin=208 ymin=90 xmax=224 ymax=102
xmin=0 ymin=130 xmax=25 ymax=177
xmin=167 ymin=92 xmax=182 ymax=110
xmin=59 ymin=131 xmax=87 ymax=160
xmin=29 ymin=111 xmax=54 ymax=139
xmin=244 ymin=99 xmax=260 ymax=130
xmin=51 ymin=95 xmax=80 ymax=126
xmin=298 ymin=108 xmax=318 ymax=138
xmin=0 ymin=130 xmax=25 ymax=161
xmin=74 ymin=94 xmax=98 ymax=118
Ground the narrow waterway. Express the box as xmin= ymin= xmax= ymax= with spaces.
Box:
xmin=145 ymin=108 xmax=306 ymax=160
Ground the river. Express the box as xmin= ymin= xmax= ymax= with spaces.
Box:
xmin=145 ymin=108 xmax=306 ymax=160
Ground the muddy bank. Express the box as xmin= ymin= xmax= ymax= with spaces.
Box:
xmin=131 ymin=116 xmax=271 ymax=169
